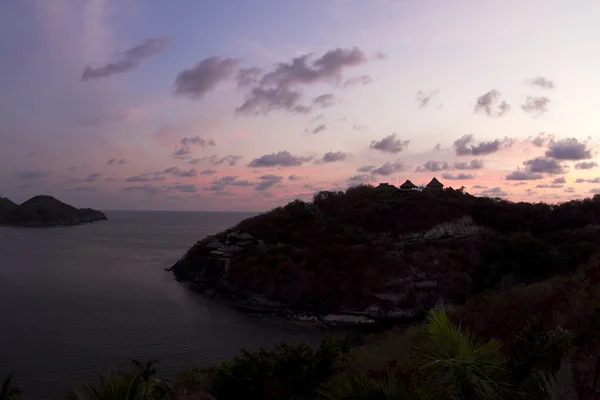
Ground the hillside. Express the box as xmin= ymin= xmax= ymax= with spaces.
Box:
xmin=0 ymin=195 xmax=107 ymax=226
xmin=170 ymin=185 xmax=600 ymax=324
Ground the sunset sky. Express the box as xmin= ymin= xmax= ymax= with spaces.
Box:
xmin=1 ymin=0 xmax=599 ymax=211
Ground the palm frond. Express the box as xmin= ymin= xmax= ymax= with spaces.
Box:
xmin=318 ymin=373 xmax=413 ymax=400
xmin=414 ymin=307 xmax=506 ymax=400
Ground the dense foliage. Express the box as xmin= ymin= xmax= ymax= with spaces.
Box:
xmin=2 ymin=308 xmax=580 ymax=399
xmin=189 ymin=185 xmax=600 ymax=311
xmin=0 ymin=195 xmax=106 ymax=226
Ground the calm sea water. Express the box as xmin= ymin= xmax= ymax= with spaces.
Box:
xmin=0 ymin=211 xmax=321 ymax=399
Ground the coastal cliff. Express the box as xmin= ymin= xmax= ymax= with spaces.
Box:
xmin=170 ymin=185 xmax=600 ymax=326
xmin=0 ymin=195 xmax=107 ymax=226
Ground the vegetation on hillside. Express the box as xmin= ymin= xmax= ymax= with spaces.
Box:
xmin=0 ymin=195 xmax=106 ymax=226
xmin=175 ymin=185 xmax=600 ymax=313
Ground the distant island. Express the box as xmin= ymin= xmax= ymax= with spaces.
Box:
xmin=0 ymin=195 xmax=107 ymax=226
xmin=170 ymin=180 xmax=600 ymax=327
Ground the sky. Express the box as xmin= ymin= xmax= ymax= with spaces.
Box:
xmin=1 ymin=0 xmax=600 ymax=211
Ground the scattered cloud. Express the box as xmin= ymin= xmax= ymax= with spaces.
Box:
xmin=521 ymin=96 xmax=550 ymax=115
xmin=546 ymin=138 xmax=593 ymax=160
xmin=247 ymin=151 xmax=312 ymax=168
xmin=163 ymin=167 xmax=197 ymax=177
xmin=169 ymin=184 xmax=198 ymax=193
xmin=505 ymin=170 xmax=544 ymax=181
xmin=255 ymin=174 xmax=283 ymax=190
xmin=214 ymin=190 xmax=235 ymax=196
xmin=200 ymin=169 xmax=217 ymax=175
xmin=472 ymin=185 xmax=488 ymax=189
xmin=310 ymin=124 xmax=327 ymax=134
xmin=442 ymin=173 xmax=475 ymax=180
xmin=480 ymin=187 xmax=510 ymax=197
xmin=16 ymin=170 xmax=51 ymax=180
xmin=353 ymin=124 xmax=366 ymax=131
xmin=174 ymin=136 xmax=216 ymax=157
xmin=370 ymin=133 xmax=409 ymax=154
xmin=527 ymin=76 xmax=555 ymax=89
xmin=552 ymin=177 xmax=566 ymax=184
xmin=590 ymin=188 xmax=600 ymax=194
xmin=82 ymin=36 xmax=170 ymax=81
xmin=189 ymin=154 xmax=243 ymax=166
xmin=357 ymin=165 xmax=375 ymax=173
xmin=523 ymin=157 xmax=567 ymax=174
xmin=529 ymin=132 xmax=554 ymax=147
xmin=575 ymin=178 xmax=586 ymax=183
xmin=288 ymin=175 xmax=306 ymax=181
xmin=536 ymin=183 xmax=563 ymax=189
xmin=348 ymin=174 xmax=372 ymax=183
xmin=174 ymin=56 xmax=241 ymax=99
xmin=107 ymin=158 xmax=126 ymax=165
xmin=235 ymin=66 xmax=262 ymax=88
xmin=479 ymin=186 xmax=509 ymax=197
xmin=415 ymin=160 xmax=451 ymax=172
xmin=587 ymin=177 xmax=600 ymax=183
xmin=415 ymin=89 xmax=439 ymax=108
xmin=312 ymin=93 xmax=336 ymax=108
xmin=454 ymin=159 xmax=484 ymax=170
xmin=236 ymin=47 xmax=369 ymax=115
xmin=473 ymin=90 xmax=510 ymax=117
xmin=342 ymin=75 xmax=372 ymax=88
xmin=125 ymin=172 xmax=165 ymax=182
xmin=372 ymin=160 xmax=408 ymax=175
xmin=123 ymin=184 xmax=165 ymax=195
xmin=564 ymin=187 xmax=576 ymax=193
xmin=453 ymin=134 xmax=514 ymax=156
xmin=574 ymin=161 xmax=598 ymax=170
xmin=84 ymin=173 xmax=103 ymax=182
xmin=321 ymin=151 xmax=350 ymax=163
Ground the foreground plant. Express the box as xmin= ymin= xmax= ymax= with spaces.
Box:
xmin=67 ymin=360 xmax=172 ymax=400
xmin=1 ymin=372 xmax=21 ymax=400
xmin=414 ymin=307 xmax=506 ymax=400
xmin=319 ymin=374 xmax=413 ymax=400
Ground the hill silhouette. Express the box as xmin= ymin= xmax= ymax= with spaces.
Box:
xmin=171 ymin=185 xmax=600 ymax=320
xmin=0 ymin=195 xmax=107 ymax=226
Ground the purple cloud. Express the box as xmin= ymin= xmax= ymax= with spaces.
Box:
xmin=453 ymin=134 xmax=514 ymax=156
xmin=82 ymin=36 xmax=170 ymax=81
xmin=255 ymin=175 xmax=283 ymax=191
xmin=247 ymin=151 xmax=312 ymax=168
xmin=454 ymin=159 xmax=484 ymax=170
xmin=164 ymin=167 xmax=197 ymax=177
xmin=521 ymin=96 xmax=550 ymax=115
xmin=312 ymin=93 xmax=336 ymax=108
xmin=522 ymin=157 xmax=567 ymax=174
xmin=236 ymin=47 xmax=369 ymax=115
xmin=474 ymin=90 xmax=510 ymax=117
xmin=174 ymin=56 xmax=241 ymax=99
xmin=321 ymin=151 xmax=349 ymax=163
xmin=546 ymin=138 xmax=593 ymax=160
xmin=415 ymin=160 xmax=451 ymax=172
xmin=575 ymin=161 xmax=598 ymax=169
xmin=372 ymin=160 xmax=408 ymax=175
xmin=527 ymin=76 xmax=555 ymax=89
xmin=415 ymin=89 xmax=439 ymax=108
xmin=505 ymin=170 xmax=544 ymax=181
xmin=442 ymin=173 xmax=475 ymax=180
xmin=370 ymin=133 xmax=409 ymax=154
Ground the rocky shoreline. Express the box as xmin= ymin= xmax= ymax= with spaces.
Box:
xmin=168 ymin=228 xmax=455 ymax=330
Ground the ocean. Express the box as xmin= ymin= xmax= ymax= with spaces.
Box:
xmin=0 ymin=211 xmax=322 ymax=399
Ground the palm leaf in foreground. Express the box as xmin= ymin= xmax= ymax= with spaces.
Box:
xmin=1 ymin=372 xmax=21 ymax=400
xmin=414 ymin=307 xmax=505 ymax=400
xmin=319 ymin=373 xmax=413 ymax=400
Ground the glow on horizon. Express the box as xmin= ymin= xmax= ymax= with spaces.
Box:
xmin=1 ymin=0 xmax=599 ymax=211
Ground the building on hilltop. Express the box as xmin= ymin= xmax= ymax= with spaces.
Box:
xmin=426 ymin=177 xmax=444 ymax=191
xmin=399 ymin=179 xmax=418 ymax=192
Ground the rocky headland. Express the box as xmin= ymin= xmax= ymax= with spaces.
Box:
xmin=0 ymin=195 xmax=107 ymax=226
xmin=170 ymin=185 xmax=600 ymax=328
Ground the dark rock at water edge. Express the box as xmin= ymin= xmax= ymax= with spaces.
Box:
xmin=0 ymin=195 xmax=107 ymax=227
